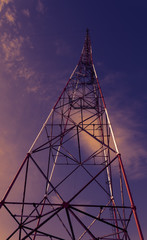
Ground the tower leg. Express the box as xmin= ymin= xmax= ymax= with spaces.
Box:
xmin=118 ymin=154 xmax=144 ymax=240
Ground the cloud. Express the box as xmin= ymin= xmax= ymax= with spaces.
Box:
xmin=101 ymin=72 xmax=126 ymax=85
xmin=110 ymin=108 xmax=147 ymax=179
xmin=17 ymin=64 xmax=35 ymax=80
xmin=0 ymin=30 xmax=43 ymax=96
xmin=1 ymin=33 xmax=24 ymax=62
xmin=36 ymin=0 xmax=44 ymax=14
xmin=96 ymin=61 xmax=103 ymax=67
xmin=0 ymin=0 xmax=14 ymax=26
xmin=5 ymin=6 xmax=16 ymax=24
xmin=66 ymin=71 xmax=147 ymax=180
xmin=22 ymin=8 xmax=30 ymax=17
xmin=0 ymin=0 xmax=12 ymax=12
xmin=14 ymin=63 xmax=42 ymax=94
xmin=26 ymin=85 xmax=40 ymax=94
xmin=0 ymin=4 xmax=41 ymax=96
xmin=101 ymin=72 xmax=147 ymax=179
xmin=0 ymin=1 xmax=70 ymax=100
xmin=0 ymin=32 xmax=41 ymax=95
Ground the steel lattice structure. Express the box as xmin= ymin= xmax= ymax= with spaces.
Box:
xmin=0 ymin=30 xmax=144 ymax=240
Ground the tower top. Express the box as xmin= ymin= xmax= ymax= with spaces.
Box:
xmin=80 ymin=29 xmax=93 ymax=65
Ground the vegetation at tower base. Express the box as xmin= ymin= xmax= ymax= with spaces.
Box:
xmin=0 ymin=30 xmax=144 ymax=240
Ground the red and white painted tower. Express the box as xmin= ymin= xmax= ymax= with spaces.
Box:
xmin=0 ymin=30 xmax=144 ymax=240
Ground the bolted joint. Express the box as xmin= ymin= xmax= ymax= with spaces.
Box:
xmin=0 ymin=200 xmax=4 ymax=209
xmin=62 ymin=201 xmax=69 ymax=209
xmin=131 ymin=205 xmax=136 ymax=211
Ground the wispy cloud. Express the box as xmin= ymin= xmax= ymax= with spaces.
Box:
xmin=22 ymin=8 xmax=30 ymax=17
xmin=1 ymin=33 xmax=24 ymax=62
xmin=0 ymin=0 xmax=12 ymax=12
xmin=17 ymin=64 xmax=35 ymax=80
xmin=96 ymin=61 xmax=103 ymax=67
xmin=5 ymin=6 xmax=16 ymax=24
xmin=110 ymin=108 xmax=147 ymax=179
xmin=0 ymin=2 xmax=42 ymax=96
xmin=101 ymin=72 xmax=126 ymax=85
xmin=36 ymin=0 xmax=44 ymax=14
xmin=101 ymin=72 xmax=147 ymax=179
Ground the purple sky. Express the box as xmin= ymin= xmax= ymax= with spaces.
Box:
xmin=0 ymin=0 xmax=147 ymax=239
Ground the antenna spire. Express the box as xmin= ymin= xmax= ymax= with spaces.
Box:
xmin=80 ymin=29 xmax=93 ymax=65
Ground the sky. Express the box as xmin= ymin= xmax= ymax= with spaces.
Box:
xmin=0 ymin=0 xmax=147 ymax=239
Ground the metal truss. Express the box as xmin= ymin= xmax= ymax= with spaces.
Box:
xmin=0 ymin=30 xmax=144 ymax=240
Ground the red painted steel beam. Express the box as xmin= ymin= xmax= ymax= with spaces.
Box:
xmin=118 ymin=154 xmax=144 ymax=240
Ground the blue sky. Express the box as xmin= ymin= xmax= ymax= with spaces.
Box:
xmin=0 ymin=0 xmax=147 ymax=239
